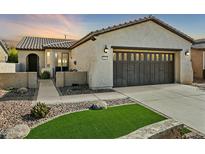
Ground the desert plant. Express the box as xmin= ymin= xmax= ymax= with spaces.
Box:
xmin=31 ymin=102 xmax=50 ymax=119
xmin=7 ymin=48 xmax=18 ymax=63
xmin=41 ymin=71 xmax=50 ymax=79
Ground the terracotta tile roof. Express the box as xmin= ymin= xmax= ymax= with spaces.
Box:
xmin=0 ymin=40 xmax=8 ymax=54
xmin=70 ymin=15 xmax=194 ymax=49
xmin=16 ymin=36 xmax=76 ymax=50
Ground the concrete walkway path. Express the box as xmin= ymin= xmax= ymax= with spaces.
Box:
xmin=115 ymin=84 xmax=205 ymax=134
xmin=36 ymin=80 xmax=127 ymax=104
xmin=37 ymin=79 xmax=60 ymax=103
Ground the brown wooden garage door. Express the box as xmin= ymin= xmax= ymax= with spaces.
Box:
xmin=113 ymin=51 xmax=175 ymax=87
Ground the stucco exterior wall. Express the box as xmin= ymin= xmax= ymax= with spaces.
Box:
xmin=0 ymin=46 xmax=8 ymax=62
xmin=0 ymin=72 xmax=37 ymax=88
xmin=56 ymin=71 xmax=87 ymax=87
xmin=71 ymin=21 xmax=193 ymax=89
xmin=70 ymin=41 xmax=96 ymax=86
xmin=0 ymin=63 xmax=21 ymax=73
xmin=18 ymin=50 xmax=45 ymax=73
xmin=191 ymin=49 xmax=204 ymax=80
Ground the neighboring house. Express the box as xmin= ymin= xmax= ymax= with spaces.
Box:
xmin=16 ymin=37 xmax=76 ymax=76
xmin=0 ymin=40 xmax=8 ymax=62
xmin=16 ymin=16 xmax=194 ymax=89
xmin=191 ymin=39 xmax=205 ymax=80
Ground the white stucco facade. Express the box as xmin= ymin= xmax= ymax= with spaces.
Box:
xmin=71 ymin=21 xmax=193 ymax=89
xmin=18 ymin=49 xmax=69 ymax=77
xmin=18 ymin=50 xmax=45 ymax=73
xmin=0 ymin=46 xmax=8 ymax=62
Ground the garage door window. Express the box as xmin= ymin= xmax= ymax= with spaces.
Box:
xmin=136 ymin=53 xmax=139 ymax=61
xmin=156 ymin=54 xmax=159 ymax=61
xmin=166 ymin=54 xmax=169 ymax=61
xmin=161 ymin=54 xmax=164 ymax=61
xmin=118 ymin=53 xmax=122 ymax=61
xmin=151 ymin=54 xmax=155 ymax=61
xmin=113 ymin=53 xmax=116 ymax=61
xmin=131 ymin=53 xmax=135 ymax=61
xmin=140 ymin=53 xmax=144 ymax=61
xmin=170 ymin=54 xmax=173 ymax=61
xmin=124 ymin=53 xmax=127 ymax=61
xmin=147 ymin=54 xmax=150 ymax=61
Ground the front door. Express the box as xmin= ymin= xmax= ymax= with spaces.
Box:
xmin=27 ymin=54 xmax=39 ymax=72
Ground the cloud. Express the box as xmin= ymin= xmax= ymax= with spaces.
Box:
xmin=0 ymin=14 xmax=87 ymax=42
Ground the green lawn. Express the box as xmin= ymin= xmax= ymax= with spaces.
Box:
xmin=26 ymin=104 xmax=166 ymax=139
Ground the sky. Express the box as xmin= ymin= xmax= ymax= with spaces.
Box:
xmin=0 ymin=14 xmax=205 ymax=46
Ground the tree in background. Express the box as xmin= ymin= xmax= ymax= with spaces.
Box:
xmin=7 ymin=48 xmax=18 ymax=63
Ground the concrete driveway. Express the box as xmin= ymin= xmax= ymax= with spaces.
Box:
xmin=115 ymin=84 xmax=205 ymax=134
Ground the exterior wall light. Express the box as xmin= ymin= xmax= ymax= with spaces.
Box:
xmin=104 ymin=45 xmax=109 ymax=53
xmin=185 ymin=50 xmax=190 ymax=56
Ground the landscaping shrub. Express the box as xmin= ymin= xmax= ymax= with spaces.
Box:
xmin=41 ymin=71 xmax=50 ymax=79
xmin=7 ymin=48 xmax=18 ymax=63
xmin=31 ymin=102 xmax=50 ymax=119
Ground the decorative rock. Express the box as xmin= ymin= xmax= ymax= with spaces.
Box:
xmin=90 ymin=101 xmax=108 ymax=110
xmin=4 ymin=124 xmax=30 ymax=139
xmin=119 ymin=119 xmax=184 ymax=139
xmin=17 ymin=87 xmax=28 ymax=94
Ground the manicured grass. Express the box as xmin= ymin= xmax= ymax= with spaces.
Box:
xmin=26 ymin=104 xmax=166 ymax=139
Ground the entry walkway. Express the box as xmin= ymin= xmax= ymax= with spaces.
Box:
xmin=36 ymin=80 xmax=127 ymax=104
xmin=37 ymin=80 xmax=60 ymax=103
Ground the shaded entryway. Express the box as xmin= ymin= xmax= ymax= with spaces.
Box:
xmin=27 ymin=54 xmax=39 ymax=72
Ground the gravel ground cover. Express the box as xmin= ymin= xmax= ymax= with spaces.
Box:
xmin=0 ymin=98 xmax=134 ymax=136
xmin=58 ymin=85 xmax=115 ymax=96
xmin=0 ymin=88 xmax=37 ymax=101
xmin=0 ymin=97 xmax=204 ymax=139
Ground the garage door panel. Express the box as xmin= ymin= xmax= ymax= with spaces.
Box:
xmin=113 ymin=51 xmax=175 ymax=87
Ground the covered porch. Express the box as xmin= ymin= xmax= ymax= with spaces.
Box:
xmin=44 ymin=49 xmax=70 ymax=77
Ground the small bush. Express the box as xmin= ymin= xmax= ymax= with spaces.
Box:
xmin=7 ymin=48 xmax=18 ymax=63
xmin=41 ymin=71 xmax=50 ymax=79
xmin=31 ymin=102 xmax=50 ymax=119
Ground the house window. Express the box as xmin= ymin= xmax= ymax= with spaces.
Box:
xmin=46 ymin=51 xmax=51 ymax=67
xmin=57 ymin=52 xmax=62 ymax=66
xmin=62 ymin=53 xmax=68 ymax=67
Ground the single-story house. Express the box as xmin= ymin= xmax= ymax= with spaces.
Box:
xmin=191 ymin=39 xmax=205 ymax=80
xmin=16 ymin=16 xmax=194 ymax=89
xmin=0 ymin=40 xmax=8 ymax=62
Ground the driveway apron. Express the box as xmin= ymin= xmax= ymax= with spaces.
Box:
xmin=115 ymin=84 xmax=205 ymax=134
